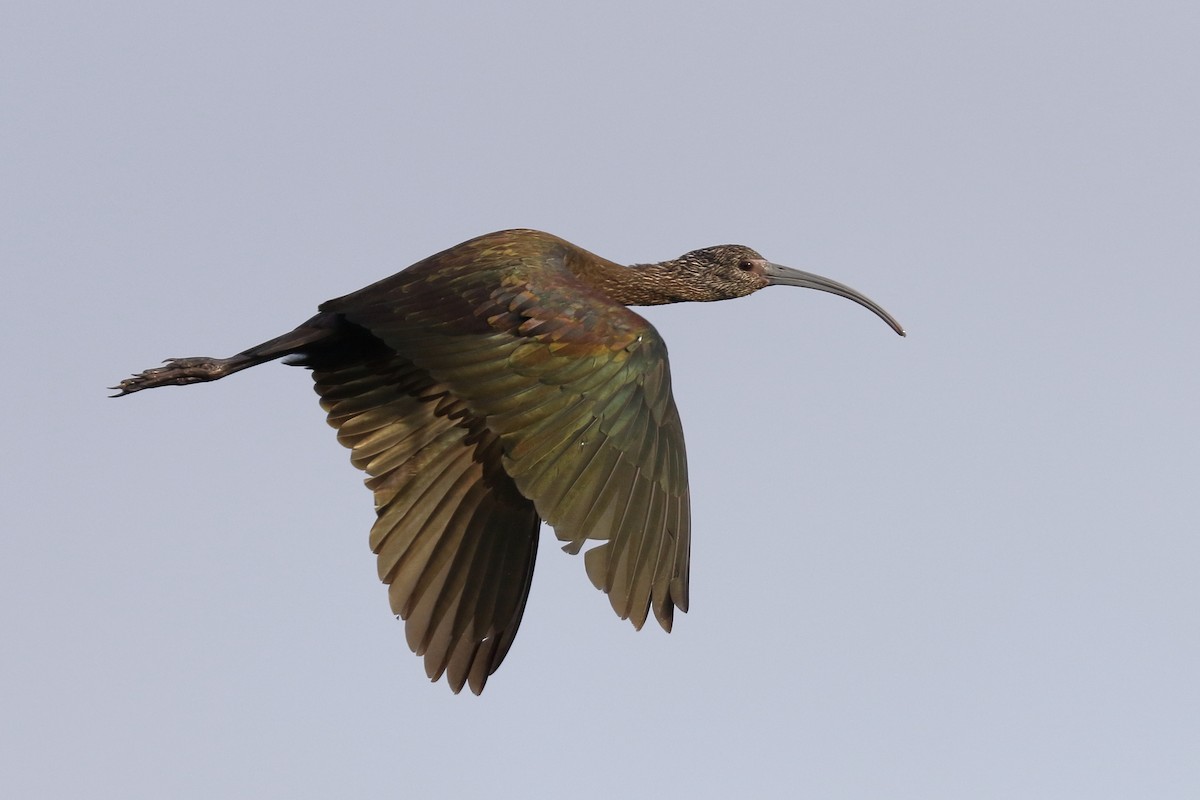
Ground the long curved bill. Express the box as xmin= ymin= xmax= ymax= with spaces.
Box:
xmin=763 ymin=262 xmax=906 ymax=337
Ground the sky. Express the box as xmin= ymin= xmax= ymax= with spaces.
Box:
xmin=4 ymin=2 xmax=1198 ymax=798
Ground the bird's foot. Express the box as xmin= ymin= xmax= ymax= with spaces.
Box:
xmin=109 ymin=357 xmax=229 ymax=397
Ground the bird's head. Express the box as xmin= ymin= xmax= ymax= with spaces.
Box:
xmin=669 ymin=244 xmax=906 ymax=336
xmin=669 ymin=245 xmax=772 ymax=300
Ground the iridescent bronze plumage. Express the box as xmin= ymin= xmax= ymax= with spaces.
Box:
xmin=113 ymin=228 xmax=904 ymax=694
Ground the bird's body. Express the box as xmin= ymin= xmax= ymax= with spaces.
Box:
xmin=114 ymin=228 xmax=903 ymax=693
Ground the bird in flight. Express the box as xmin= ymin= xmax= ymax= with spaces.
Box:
xmin=114 ymin=229 xmax=904 ymax=693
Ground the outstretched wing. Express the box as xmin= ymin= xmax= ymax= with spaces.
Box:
xmin=304 ymin=332 xmax=540 ymax=695
xmin=323 ymin=238 xmax=691 ymax=633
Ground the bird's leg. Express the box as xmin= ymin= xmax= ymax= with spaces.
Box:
xmin=110 ymin=354 xmax=258 ymax=396
xmin=110 ymin=313 xmax=341 ymax=397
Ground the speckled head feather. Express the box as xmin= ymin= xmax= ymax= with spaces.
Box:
xmin=622 ymin=244 xmax=771 ymax=304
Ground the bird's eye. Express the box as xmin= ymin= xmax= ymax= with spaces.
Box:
xmin=738 ymin=260 xmax=755 ymax=271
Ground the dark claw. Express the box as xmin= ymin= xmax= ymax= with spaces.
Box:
xmin=109 ymin=375 xmax=146 ymax=398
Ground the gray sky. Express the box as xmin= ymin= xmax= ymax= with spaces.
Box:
xmin=4 ymin=2 xmax=1198 ymax=798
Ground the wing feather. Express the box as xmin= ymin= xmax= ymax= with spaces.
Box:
xmin=305 ymin=334 xmax=539 ymax=694
xmin=322 ymin=236 xmax=691 ymax=634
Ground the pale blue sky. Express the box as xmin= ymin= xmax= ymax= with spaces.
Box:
xmin=4 ymin=2 xmax=1198 ymax=798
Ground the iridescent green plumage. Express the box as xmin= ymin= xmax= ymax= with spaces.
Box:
xmin=113 ymin=228 xmax=904 ymax=694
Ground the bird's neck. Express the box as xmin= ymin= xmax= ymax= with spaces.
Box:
xmin=573 ymin=257 xmax=692 ymax=306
